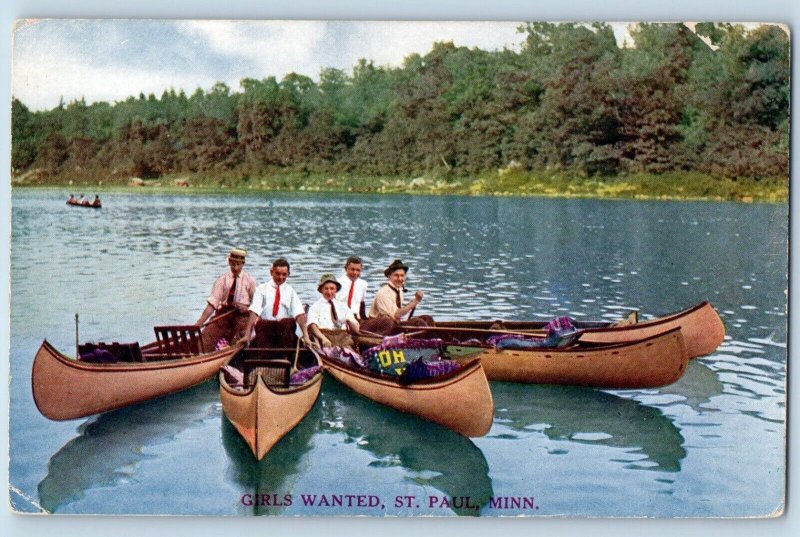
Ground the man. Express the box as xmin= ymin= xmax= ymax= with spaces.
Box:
xmin=363 ymin=259 xmax=433 ymax=333
xmin=336 ymin=256 xmax=368 ymax=319
xmin=243 ymin=257 xmax=312 ymax=348
xmin=307 ymin=273 xmax=360 ymax=349
xmin=196 ymin=247 xmax=256 ymax=349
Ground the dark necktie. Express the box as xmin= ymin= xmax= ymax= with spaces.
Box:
xmin=391 ymin=286 xmax=401 ymax=307
xmin=347 ymin=281 xmax=355 ymax=308
xmin=227 ymin=275 xmax=238 ymax=305
xmin=329 ymin=300 xmax=339 ymax=323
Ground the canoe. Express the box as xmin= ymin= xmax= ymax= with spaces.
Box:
xmin=67 ymin=200 xmax=101 ymax=209
xmin=219 ymin=348 xmax=322 ymax=460
xmin=357 ymin=327 xmax=689 ymax=389
xmin=32 ymin=321 xmax=242 ymax=421
xmin=318 ymin=351 xmax=493 ymax=437
xmin=411 ymin=301 xmax=724 ymax=359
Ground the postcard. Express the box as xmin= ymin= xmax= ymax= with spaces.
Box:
xmin=7 ymin=19 xmax=788 ymax=518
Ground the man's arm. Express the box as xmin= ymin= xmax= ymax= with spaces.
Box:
xmin=295 ymin=312 xmax=312 ymax=347
xmin=238 ymin=311 xmax=259 ymax=345
xmin=393 ymin=291 xmax=424 ymax=321
xmin=307 ymin=322 xmax=331 ymax=348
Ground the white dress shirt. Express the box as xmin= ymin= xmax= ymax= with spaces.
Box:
xmin=306 ymin=297 xmax=356 ymax=330
xmin=336 ymin=274 xmax=368 ymax=318
xmin=249 ymin=280 xmax=305 ymax=320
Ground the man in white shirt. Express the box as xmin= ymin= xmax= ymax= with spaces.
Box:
xmin=242 ymin=257 xmax=312 ymax=348
xmin=336 ymin=256 xmax=368 ymax=319
xmin=308 ymin=274 xmax=360 ymax=349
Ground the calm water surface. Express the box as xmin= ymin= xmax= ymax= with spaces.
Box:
xmin=9 ymin=189 xmax=787 ymax=517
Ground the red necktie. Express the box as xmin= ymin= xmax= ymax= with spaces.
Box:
xmin=272 ymin=285 xmax=280 ymax=317
xmin=329 ymin=300 xmax=338 ymax=323
xmin=347 ymin=281 xmax=354 ymax=308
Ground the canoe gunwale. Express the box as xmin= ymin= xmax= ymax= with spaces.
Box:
xmin=218 ymin=367 xmax=323 ymax=398
xmin=320 ymin=356 xmax=484 ymax=391
xmin=37 ymin=338 xmax=242 ymax=373
xmin=414 ymin=301 xmax=714 ymax=333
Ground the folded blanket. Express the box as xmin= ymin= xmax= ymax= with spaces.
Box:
xmin=290 ymin=365 xmax=322 ymax=385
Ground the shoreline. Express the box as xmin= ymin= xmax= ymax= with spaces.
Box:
xmin=11 ymin=170 xmax=788 ymax=203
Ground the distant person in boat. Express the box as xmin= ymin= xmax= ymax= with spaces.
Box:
xmin=196 ymin=247 xmax=256 ymax=349
xmin=78 ymin=194 xmax=87 ymax=205
xmin=336 ymin=255 xmax=368 ymax=319
xmin=308 ymin=273 xmax=360 ymax=349
xmin=362 ymin=259 xmax=434 ymax=334
xmin=67 ymin=194 xmax=76 ymax=204
xmin=91 ymin=195 xmax=101 ymax=207
xmin=242 ymin=257 xmax=312 ymax=348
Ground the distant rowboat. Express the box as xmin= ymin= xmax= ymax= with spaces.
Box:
xmin=67 ymin=199 xmax=101 ymax=209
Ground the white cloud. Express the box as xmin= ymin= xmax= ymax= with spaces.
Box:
xmin=176 ymin=20 xmax=328 ymax=78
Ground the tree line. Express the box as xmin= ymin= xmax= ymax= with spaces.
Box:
xmin=11 ymin=22 xmax=789 ymax=185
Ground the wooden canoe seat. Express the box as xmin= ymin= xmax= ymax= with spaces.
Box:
xmin=243 ymin=358 xmax=291 ymax=388
xmin=153 ymin=325 xmax=205 ymax=357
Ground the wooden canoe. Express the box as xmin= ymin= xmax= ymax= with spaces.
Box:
xmin=357 ymin=327 xmax=689 ymax=389
xmin=319 ymin=353 xmax=494 ymax=437
xmin=219 ymin=349 xmax=322 ymax=460
xmin=32 ymin=318 xmax=243 ymax=421
xmin=411 ymin=301 xmax=724 ymax=359
xmin=32 ymin=338 xmax=242 ymax=421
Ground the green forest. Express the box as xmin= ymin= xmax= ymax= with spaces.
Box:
xmin=11 ymin=23 xmax=790 ymax=200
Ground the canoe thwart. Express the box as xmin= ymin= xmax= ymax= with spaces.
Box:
xmin=153 ymin=325 xmax=205 ymax=356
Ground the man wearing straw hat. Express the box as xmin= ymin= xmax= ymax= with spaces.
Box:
xmin=307 ymin=273 xmax=360 ymax=349
xmin=362 ymin=259 xmax=434 ymax=334
xmin=196 ymin=247 xmax=256 ymax=349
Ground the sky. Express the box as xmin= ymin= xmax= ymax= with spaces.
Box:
xmin=11 ymin=20 xmax=639 ymax=111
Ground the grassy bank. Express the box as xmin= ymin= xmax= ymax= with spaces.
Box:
xmin=11 ymin=169 xmax=788 ymax=202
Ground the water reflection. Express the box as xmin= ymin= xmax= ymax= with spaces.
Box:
xmin=222 ymin=402 xmax=322 ymax=516
xmin=37 ymin=381 xmax=219 ymax=513
xmin=659 ymin=359 xmax=725 ymax=413
xmin=491 ymin=383 xmax=686 ymax=473
xmin=319 ymin=380 xmax=493 ymax=516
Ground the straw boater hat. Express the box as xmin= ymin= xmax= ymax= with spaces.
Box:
xmin=384 ymin=259 xmax=409 ymax=277
xmin=317 ymin=273 xmax=342 ymax=292
xmin=228 ymin=248 xmax=247 ymax=261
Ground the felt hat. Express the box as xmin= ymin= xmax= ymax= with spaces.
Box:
xmin=318 ymin=273 xmax=342 ymax=292
xmin=384 ymin=259 xmax=409 ymax=277
xmin=228 ymin=248 xmax=247 ymax=261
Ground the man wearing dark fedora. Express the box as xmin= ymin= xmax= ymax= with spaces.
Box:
xmin=196 ymin=247 xmax=256 ymax=349
xmin=362 ymin=259 xmax=433 ymax=334
xmin=307 ymin=273 xmax=360 ymax=349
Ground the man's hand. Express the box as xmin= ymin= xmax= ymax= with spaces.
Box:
xmin=413 ymin=290 xmax=424 ymax=302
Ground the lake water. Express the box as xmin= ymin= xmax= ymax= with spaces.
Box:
xmin=8 ymin=189 xmax=787 ymax=517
